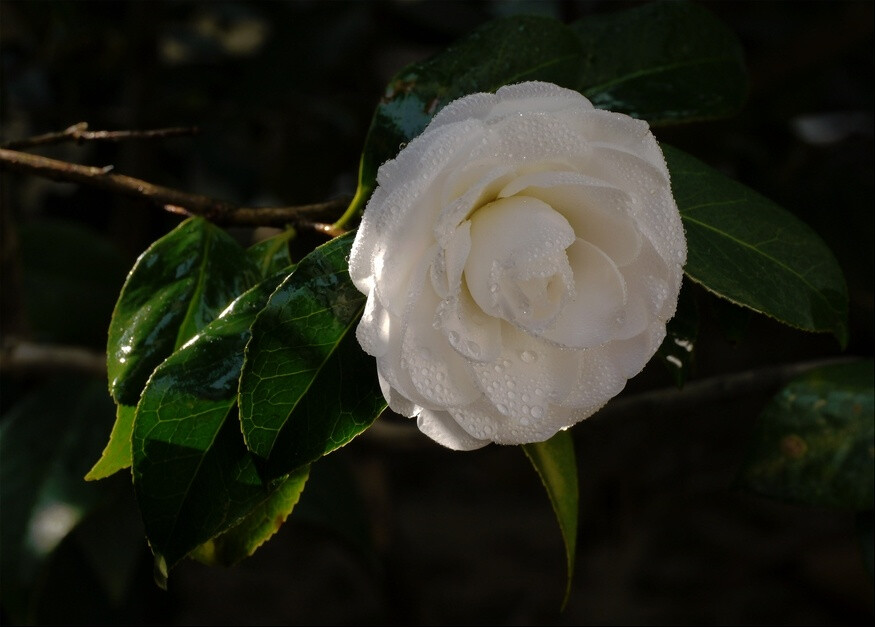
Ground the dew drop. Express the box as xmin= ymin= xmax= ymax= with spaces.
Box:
xmin=448 ymin=330 xmax=460 ymax=347
xmin=520 ymin=350 xmax=537 ymax=363
xmin=496 ymin=403 xmax=508 ymax=415
xmin=531 ymin=406 xmax=544 ymax=419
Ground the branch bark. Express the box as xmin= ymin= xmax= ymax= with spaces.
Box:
xmin=0 ymin=147 xmax=349 ymax=231
xmin=1 ymin=122 xmax=200 ymax=150
xmin=1 ymin=339 xmax=107 ymax=377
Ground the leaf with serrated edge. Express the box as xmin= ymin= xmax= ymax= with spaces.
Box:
xmin=85 ymin=404 xmax=136 ymax=480
xmin=664 ymin=144 xmax=849 ymax=346
xmin=132 ymin=272 xmax=286 ymax=571
xmin=98 ymin=218 xmax=260 ymax=479
xmin=523 ymin=431 xmax=579 ymax=609
xmin=239 ymin=232 xmax=385 ymax=478
xmin=247 ymin=229 xmax=296 ymax=278
xmin=107 ymin=217 xmax=259 ymax=407
xmin=191 ymin=465 xmax=309 ymax=567
xmin=738 ymin=360 xmax=874 ymax=509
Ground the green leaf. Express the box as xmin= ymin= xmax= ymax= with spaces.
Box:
xmin=191 ymin=465 xmax=309 ymax=567
xmin=664 ymin=144 xmax=849 ymax=346
xmin=247 ymin=228 xmax=296 ymax=278
xmin=0 ymin=377 xmax=117 ymax=619
xmin=132 ymin=271 xmax=287 ymax=571
xmin=656 ymin=280 xmax=699 ymax=387
xmin=738 ymin=360 xmax=874 ymax=509
xmin=239 ymin=232 xmax=386 ymax=478
xmin=357 ymin=14 xmax=582 ymax=213
xmin=572 ymin=0 xmax=748 ymax=125
xmin=522 ymin=430 xmax=578 ymax=609
xmin=107 ymin=217 xmax=260 ymax=407
xmin=85 ymin=404 xmax=136 ymax=481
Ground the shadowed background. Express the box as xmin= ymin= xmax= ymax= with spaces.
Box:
xmin=1 ymin=1 xmax=872 ymax=624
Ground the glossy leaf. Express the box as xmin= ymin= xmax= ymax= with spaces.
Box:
xmin=107 ymin=217 xmax=260 ymax=408
xmin=0 ymin=377 xmax=117 ymax=619
xmin=132 ymin=271 xmax=288 ymax=571
xmin=572 ymin=0 xmax=748 ymax=125
xmin=85 ymin=404 xmax=136 ymax=481
xmin=522 ymin=430 xmax=578 ymax=609
xmin=247 ymin=228 xmax=296 ymax=278
xmin=239 ymin=232 xmax=386 ymax=478
xmin=664 ymin=145 xmax=849 ymax=346
xmin=356 ymin=15 xmax=581 ymax=214
xmin=192 ymin=465 xmax=309 ymax=567
xmin=656 ymin=281 xmax=699 ymax=387
xmin=738 ymin=360 xmax=874 ymax=509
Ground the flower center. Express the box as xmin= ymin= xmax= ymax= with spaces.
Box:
xmin=464 ymin=195 xmax=576 ymax=332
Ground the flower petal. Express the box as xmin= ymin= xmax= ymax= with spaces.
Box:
xmin=498 ymin=170 xmax=643 ymax=267
xmin=541 ymin=238 xmax=631 ymax=349
xmin=464 ymin=196 xmax=576 ymax=326
xmin=417 ymin=408 xmax=490 ymax=451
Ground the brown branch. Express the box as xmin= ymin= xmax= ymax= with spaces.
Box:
xmin=1 ymin=339 xmax=107 ymax=377
xmin=0 ymin=147 xmax=349 ymax=230
xmin=2 ymin=122 xmax=200 ymax=150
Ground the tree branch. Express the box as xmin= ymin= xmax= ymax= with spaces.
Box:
xmin=1 ymin=122 xmax=199 ymax=150
xmin=0 ymin=147 xmax=349 ymax=230
xmin=1 ymin=339 xmax=107 ymax=377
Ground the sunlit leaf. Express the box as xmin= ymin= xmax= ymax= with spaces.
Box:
xmin=132 ymin=272 xmax=288 ymax=571
xmin=523 ymin=430 xmax=578 ymax=609
xmin=247 ymin=228 xmax=296 ymax=278
xmin=192 ymin=465 xmax=309 ymax=567
xmin=85 ymin=404 xmax=136 ymax=481
xmin=107 ymin=217 xmax=259 ymax=407
xmin=239 ymin=232 xmax=385 ymax=478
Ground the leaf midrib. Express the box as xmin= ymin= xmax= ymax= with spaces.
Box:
xmin=681 ymin=213 xmax=841 ymax=317
xmin=583 ymin=54 xmax=732 ymax=96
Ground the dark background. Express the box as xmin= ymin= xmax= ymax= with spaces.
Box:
xmin=1 ymin=1 xmax=872 ymax=624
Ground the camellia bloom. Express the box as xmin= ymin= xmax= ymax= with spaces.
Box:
xmin=349 ymin=81 xmax=686 ymax=450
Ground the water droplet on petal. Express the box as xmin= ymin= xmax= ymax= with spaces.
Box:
xmin=520 ymin=350 xmax=537 ymax=363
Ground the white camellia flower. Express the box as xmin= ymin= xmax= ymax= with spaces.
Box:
xmin=349 ymin=81 xmax=686 ymax=450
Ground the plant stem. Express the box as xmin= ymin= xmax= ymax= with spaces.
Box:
xmin=1 ymin=122 xmax=199 ymax=150
xmin=0 ymin=147 xmax=348 ymax=229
